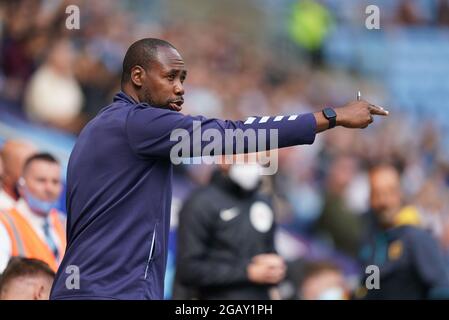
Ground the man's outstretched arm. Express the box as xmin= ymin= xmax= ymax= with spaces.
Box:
xmin=126 ymin=99 xmax=389 ymax=158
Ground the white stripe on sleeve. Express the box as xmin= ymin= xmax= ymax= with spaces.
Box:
xmin=244 ymin=117 xmax=256 ymax=124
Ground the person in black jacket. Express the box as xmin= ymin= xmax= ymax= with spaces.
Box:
xmin=173 ymin=161 xmax=286 ymax=300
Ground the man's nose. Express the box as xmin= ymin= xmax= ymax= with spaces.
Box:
xmin=174 ymin=82 xmax=184 ymax=96
xmin=45 ymin=182 xmax=58 ymax=198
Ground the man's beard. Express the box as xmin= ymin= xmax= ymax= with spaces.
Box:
xmin=141 ymin=88 xmax=183 ymax=111
xmin=374 ymin=207 xmax=397 ymax=228
xmin=142 ymin=88 xmax=166 ymax=108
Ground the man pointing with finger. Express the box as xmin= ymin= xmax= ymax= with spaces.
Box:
xmin=50 ymin=38 xmax=388 ymax=300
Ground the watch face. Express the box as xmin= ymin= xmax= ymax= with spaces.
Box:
xmin=324 ymin=108 xmax=337 ymax=118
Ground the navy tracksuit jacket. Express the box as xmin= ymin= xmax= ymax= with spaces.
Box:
xmin=50 ymin=91 xmax=317 ymax=299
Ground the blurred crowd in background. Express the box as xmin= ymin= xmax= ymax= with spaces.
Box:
xmin=1 ymin=0 xmax=449 ymax=299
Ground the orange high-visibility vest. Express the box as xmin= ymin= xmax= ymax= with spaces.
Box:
xmin=0 ymin=208 xmax=66 ymax=272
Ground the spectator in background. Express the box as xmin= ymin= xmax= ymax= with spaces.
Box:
xmin=0 ymin=257 xmax=55 ymax=300
xmin=288 ymin=0 xmax=333 ymax=65
xmin=316 ymin=155 xmax=364 ymax=258
xmin=0 ymin=153 xmax=66 ymax=272
xmin=414 ymin=176 xmax=448 ymax=239
xmin=0 ymin=0 xmax=41 ymax=104
xmin=0 ymin=140 xmax=37 ymax=212
xmin=298 ymin=261 xmax=348 ymax=300
xmin=25 ymin=39 xmax=85 ymax=133
xmin=355 ymin=164 xmax=449 ymax=299
xmin=174 ymin=158 xmax=286 ymax=300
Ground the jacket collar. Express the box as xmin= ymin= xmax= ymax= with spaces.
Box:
xmin=113 ymin=91 xmax=139 ymax=105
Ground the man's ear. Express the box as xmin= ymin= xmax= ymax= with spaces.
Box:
xmin=17 ymin=177 xmax=25 ymax=197
xmin=34 ymin=284 xmax=44 ymax=300
xmin=34 ymin=283 xmax=49 ymax=300
xmin=130 ymin=65 xmax=145 ymax=87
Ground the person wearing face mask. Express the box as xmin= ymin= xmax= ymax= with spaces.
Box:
xmin=173 ymin=159 xmax=286 ymax=300
xmin=0 ymin=153 xmax=66 ymax=273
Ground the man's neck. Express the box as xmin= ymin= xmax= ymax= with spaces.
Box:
xmin=16 ymin=198 xmax=49 ymax=222
xmin=122 ymin=86 xmax=140 ymax=104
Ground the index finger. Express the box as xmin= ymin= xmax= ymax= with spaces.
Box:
xmin=369 ymin=104 xmax=389 ymax=116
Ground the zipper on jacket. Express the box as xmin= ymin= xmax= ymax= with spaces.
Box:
xmin=144 ymin=225 xmax=157 ymax=279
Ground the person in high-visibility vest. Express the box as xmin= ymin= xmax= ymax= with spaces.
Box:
xmin=0 ymin=153 xmax=66 ymax=273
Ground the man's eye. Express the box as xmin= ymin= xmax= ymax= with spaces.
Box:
xmin=167 ymin=75 xmax=175 ymax=81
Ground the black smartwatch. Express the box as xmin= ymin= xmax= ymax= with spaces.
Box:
xmin=322 ymin=107 xmax=337 ymax=129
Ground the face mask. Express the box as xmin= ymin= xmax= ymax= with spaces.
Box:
xmin=228 ymin=164 xmax=262 ymax=191
xmin=317 ymin=287 xmax=346 ymax=300
xmin=22 ymin=187 xmax=58 ymax=216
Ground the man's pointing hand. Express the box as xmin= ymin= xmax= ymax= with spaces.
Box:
xmin=337 ymin=100 xmax=389 ymax=129
xmin=314 ymin=100 xmax=389 ymax=132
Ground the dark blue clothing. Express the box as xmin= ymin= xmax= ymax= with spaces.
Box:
xmin=358 ymin=225 xmax=449 ymax=299
xmin=50 ymin=92 xmax=317 ymax=300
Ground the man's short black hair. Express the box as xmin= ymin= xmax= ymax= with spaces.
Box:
xmin=121 ymin=38 xmax=176 ymax=87
xmin=23 ymin=152 xmax=59 ymax=173
xmin=0 ymin=257 xmax=55 ymax=295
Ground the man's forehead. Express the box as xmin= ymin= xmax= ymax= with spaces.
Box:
xmin=371 ymin=172 xmax=399 ymax=188
xmin=26 ymin=160 xmax=60 ymax=174
xmin=156 ymin=46 xmax=185 ymax=70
